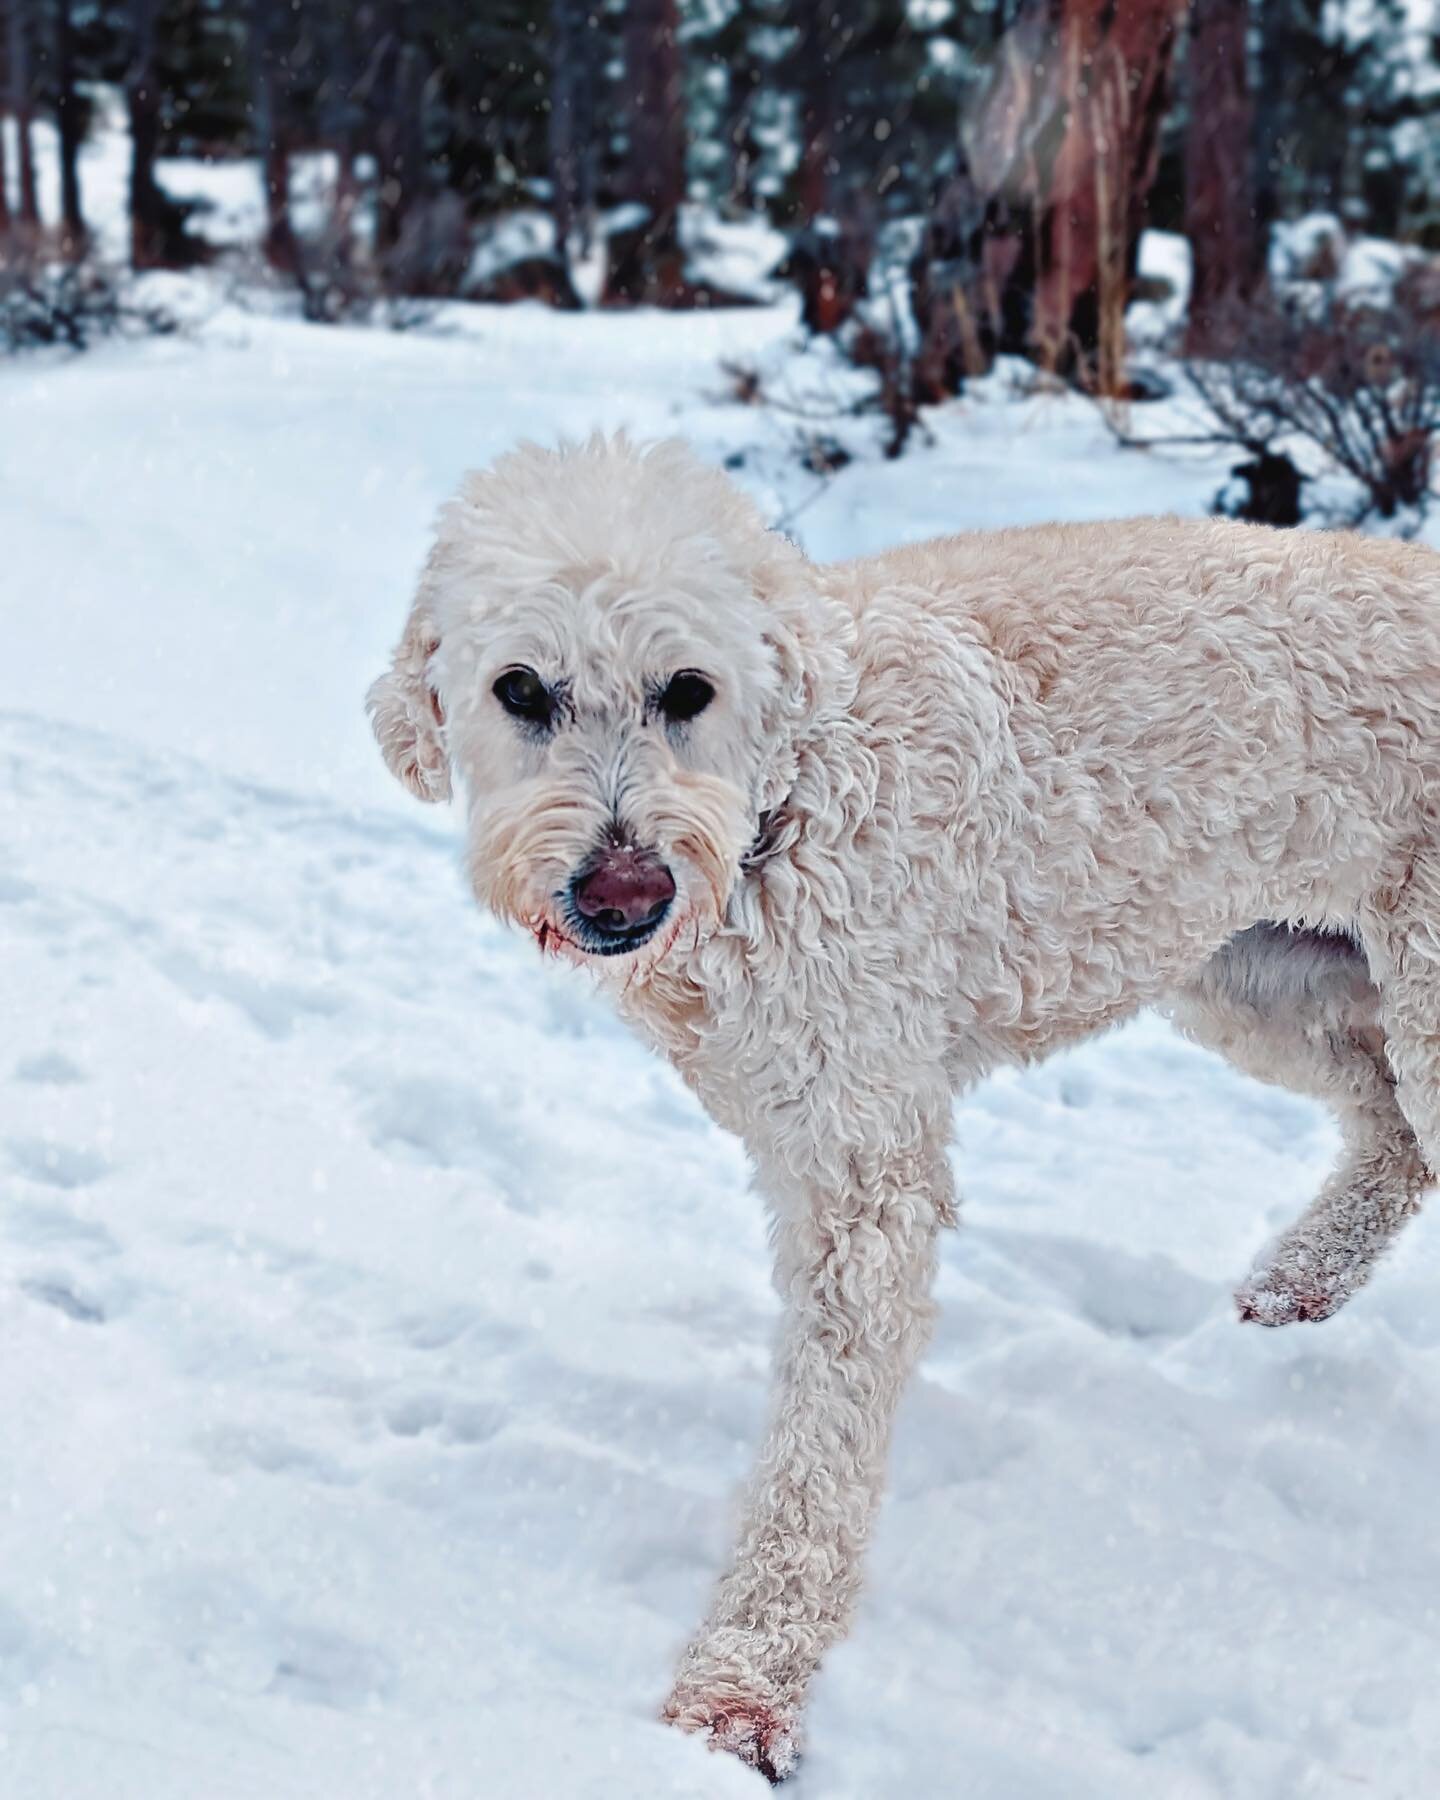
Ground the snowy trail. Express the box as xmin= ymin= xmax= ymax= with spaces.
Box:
xmin=7 ymin=698 xmax=1440 ymax=1798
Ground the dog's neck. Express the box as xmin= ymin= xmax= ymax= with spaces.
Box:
xmin=741 ymin=804 xmax=794 ymax=874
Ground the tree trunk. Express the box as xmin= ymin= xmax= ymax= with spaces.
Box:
xmin=1184 ymin=0 xmax=1258 ymax=350
xmin=608 ymin=0 xmax=686 ymax=302
xmin=373 ymin=12 xmax=425 ymax=261
xmin=726 ymin=49 xmax=762 ymax=212
xmin=793 ymin=0 xmax=838 ymax=221
xmin=127 ymin=0 xmax=166 ymax=267
xmin=264 ymin=134 xmax=294 ymax=268
xmin=251 ymin=0 xmax=297 ymax=269
xmin=784 ymin=0 xmax=872 ymax=338
xmin=954 ymin=0 xmax=1190 ymax=385
xmin=549 ymin=0 xmax=601 ymax=279
xmin=9 ymin=0 xmax=40 ymax=227
xmin=1251 ymin=0 xmax=1291 ymax=251
xmin=56 ymin=0 xmax=85 ymax=253
xmin=370 ymin=18 xmax=399 ymax=253
xmin=321 ymin=13 xmax=360 ymax=239
xmin=374 ymin=29 xmax=440 ymax=294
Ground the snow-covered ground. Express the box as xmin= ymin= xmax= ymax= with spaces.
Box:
xmin=5 ymin=114 xmax=1440 ymax=1800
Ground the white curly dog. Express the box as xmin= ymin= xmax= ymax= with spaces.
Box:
xmin=370 ymin=434 xmax=1440 ymax=1781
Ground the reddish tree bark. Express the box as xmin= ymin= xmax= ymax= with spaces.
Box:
xmin=956 ymin=0 xmax=1190 ymax=382
xmin=1184 ymin=0 xmax=1259 ymax=350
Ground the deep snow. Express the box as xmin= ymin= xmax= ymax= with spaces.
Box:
xmin=5 ymin=123 xmax=1440 ymax=1800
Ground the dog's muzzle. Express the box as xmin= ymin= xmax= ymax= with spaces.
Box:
xmin=565 ymin=845 xmax=676 ymax=955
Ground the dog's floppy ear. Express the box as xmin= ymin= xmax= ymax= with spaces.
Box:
xmin=366 ymin=591 xmax=452 ymax=804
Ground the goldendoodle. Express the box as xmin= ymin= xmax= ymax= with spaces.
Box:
xmin=369 ymin=433 xmax=1439 ymax=1781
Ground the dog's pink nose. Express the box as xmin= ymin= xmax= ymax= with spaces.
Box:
xmin=571 ymin=848 xmax=676 ymax=936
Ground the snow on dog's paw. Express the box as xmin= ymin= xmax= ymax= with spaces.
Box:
xmin=663 ymin=1682 xmax=800 ymax=1784
xmin=1233 ymin=1152 xmax=1425 ymax=1327
xmin=1235 ymin=1260 xmax=1352 ymax=1327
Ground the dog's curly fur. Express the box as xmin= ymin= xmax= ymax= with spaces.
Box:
xmin=370 ymin=434 xmax=1439 ymax=1779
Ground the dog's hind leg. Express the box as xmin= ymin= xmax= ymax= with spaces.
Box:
xmin=1167 ymin=924 xmax=1430 ymax=1325
xmin=1358 ymin=848 xmax=1440 ymax=1201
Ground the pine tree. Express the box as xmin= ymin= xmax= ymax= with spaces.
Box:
xmin=777 ymin=0 xmax=974 ymax=223
xmin=1251 ymin=0 xmax=1420 ymax=232
xmin=608 ymin=0 xmax=688 ymax=300
xmin=684 ymin=0 xmax=796 ymax=213
xmin=56 ymin=0 xmax=86 ymax=249
xmin=153 ymin=0 xmax=251 ymax=151
xmin=127 ymin=0 xmax=166 ymax=263
xmin=422 ymin=0 xmax=552 ymax=217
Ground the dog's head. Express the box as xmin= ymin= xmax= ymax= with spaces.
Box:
xmin=368 ymin=435 xmax=830 ymax=969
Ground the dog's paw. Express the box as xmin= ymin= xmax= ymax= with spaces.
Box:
xmin=663 ymin=1681 xmax=800 ymax=1784
xmin=1235 ymin=1260 xmax=1351 ymax=1326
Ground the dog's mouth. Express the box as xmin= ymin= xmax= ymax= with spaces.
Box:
xmin=531 ymin=907 xmax=667 ymax=961
xmin=555 ymin=903 xmax=667 ymax=957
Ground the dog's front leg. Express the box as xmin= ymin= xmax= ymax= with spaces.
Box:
xmin=663 ymin=1138 xmax=948 ymax=1781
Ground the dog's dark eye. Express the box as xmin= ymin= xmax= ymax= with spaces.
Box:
xmin=493 ymin=666 xmax=553 ymax=725
xmin=658 ymin=671 xmax=715 ymax=723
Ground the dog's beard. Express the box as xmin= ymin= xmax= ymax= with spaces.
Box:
xmin=467 ymin=769 xmax=753 ymax=970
